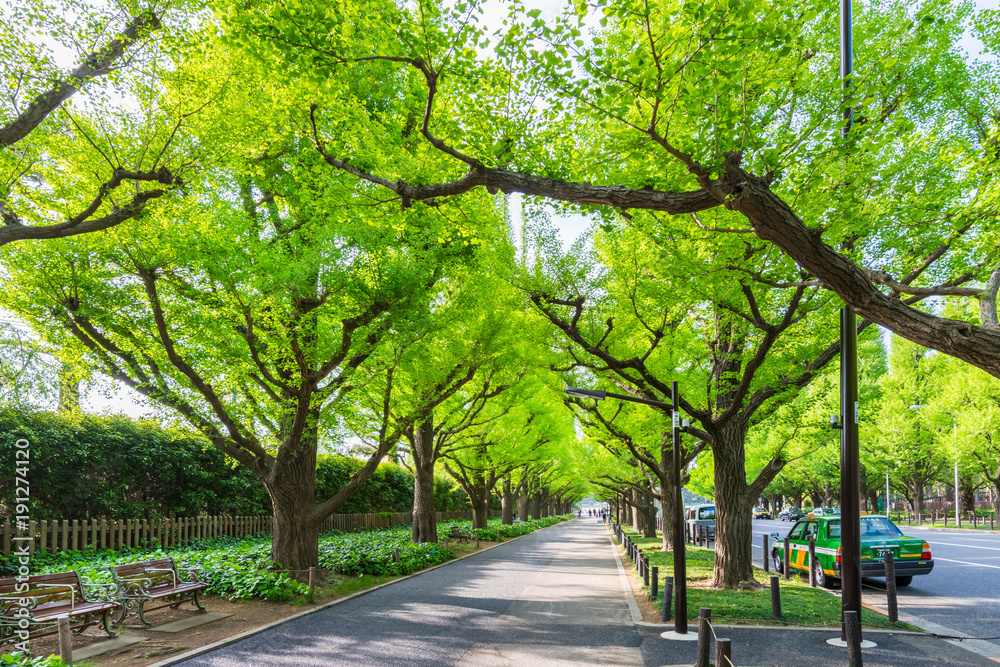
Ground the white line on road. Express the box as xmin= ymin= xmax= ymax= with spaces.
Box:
xmin=925 ymin=541 xmax=1000 ymax=552
xmin=933 ymin=557 xmax=1000 ymax=569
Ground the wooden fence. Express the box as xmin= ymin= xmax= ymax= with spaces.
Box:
xmin=1 ymin=509 xmax=501 ymax=557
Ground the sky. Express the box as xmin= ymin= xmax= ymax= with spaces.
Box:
xmin=1 ymin=0 xmax=995 ymax=420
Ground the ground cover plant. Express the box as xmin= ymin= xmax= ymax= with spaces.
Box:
xmin=2 ymin=517 xmax=571 ymax=601
xmin=615 ymin=526 xmax=918 ymax=631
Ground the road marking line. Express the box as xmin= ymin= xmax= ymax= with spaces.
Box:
xmin=925 ymin=541 xmax=1000 ymax=552
xmin=934 ymin=557 xmax=1000 ymax=569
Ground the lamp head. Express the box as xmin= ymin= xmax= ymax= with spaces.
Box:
xmin=565 ymin=387 xmax=607 ymax=401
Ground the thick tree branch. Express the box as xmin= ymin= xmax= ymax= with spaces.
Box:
xmin=0 ymin=12 xmax=161 ymax=148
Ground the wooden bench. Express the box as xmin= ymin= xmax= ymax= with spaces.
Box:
xmin=109 ymin=558 xmax=207 ymax=626
xmin=0 ymin=571 xmax=119 ymax=651
xmin=447 ymin=526 xmax=474 ymax=544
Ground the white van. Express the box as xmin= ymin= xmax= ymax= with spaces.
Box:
xmin=686 ymin=503 xmax=716 ymax=541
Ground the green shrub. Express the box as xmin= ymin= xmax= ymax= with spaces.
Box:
xmin=315 ymin=456 xmax=415 ymax=514
xmin=1 ymin=652 xmax=64 ymax=666
xmin=0 ymin=409 xmax=268 ymax=519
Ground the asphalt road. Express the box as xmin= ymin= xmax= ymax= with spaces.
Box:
xmin=162 ymin=518 xmax=1000 ymax=667
xmin=751 ymin=518 xmax=1000 ymax=648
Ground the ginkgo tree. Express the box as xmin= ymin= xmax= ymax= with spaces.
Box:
xmin=0 ymin=38 xmax=515 ymax=570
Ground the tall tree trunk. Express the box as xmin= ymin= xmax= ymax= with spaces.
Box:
xmin=267 ymin=437 xmax=319 ymax=573
xmin=411 ymin=418 xmax=437 ymax=543
xmin=501 ymin=478 xmax=515 ymax=525
xmin=632 ymin=489 xmax=642 ymax=531
xmin=642 ymin=489 xmax=656 ymax=538
xmin=517 ymin=494 xmax=528 ymax=522
xmin=711 ymin=421 xmax=755 ymax=588
xmin=658 ymin=482 xmax=673 ymax=551
xmin=531 ymin=494 xmax=542 ymax=520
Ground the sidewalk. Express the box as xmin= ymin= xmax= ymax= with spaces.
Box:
xmin=163 ymin=518 xmax=998 ymax=666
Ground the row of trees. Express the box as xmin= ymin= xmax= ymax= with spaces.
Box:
xmin=1 ymin=0 xmax=997 ymax=587
xmin=746 ymin=326 xmax=1000 ymax=521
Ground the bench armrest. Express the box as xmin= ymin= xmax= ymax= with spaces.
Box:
xmin=79 ymin=580 xmax=121 ymax=603
xmin=0 ymin=594 xmax=40 ymax=614
xmin=178 ymin=567 xmax=202 ymax=584
xmin=117 ymin=576 xmax=154 ymax=596
xmin=34 ymin=584 xmax=76 ymax=610
xmin=141 ymin=567 xmax=178 ymax=588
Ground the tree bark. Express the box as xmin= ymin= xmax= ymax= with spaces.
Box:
xmin=711 ymin=421 xmax=755 ymax=588
xmin=642 ymin=489 xmax=656 ymax=538
xmin=658 ymin=481 xmax=674 ymax=551
xmin=266 ymin=437 xmax=319 ymax=573
xmin=531 ymin=494 xmax=542 ymax=520
xmin=411 ymin=418 xmax=437 ymax=543
xmin=501 ymin=478 xmax=515 ymax=525
xmin=517 ymin=494 xmax=528 ymax=522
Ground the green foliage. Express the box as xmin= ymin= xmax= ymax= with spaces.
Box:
xmin=0 ymin=653 xmax=64 ymax=667
xmin=0 ymin=408 xmax=269 ymax=519
xmin=315 ymin=456 xmax=415 ymax=514
xmin=433 ymin=474 xmax=472 ymax=511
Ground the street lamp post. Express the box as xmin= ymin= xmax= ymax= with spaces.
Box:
xmin=910 ymin=405 xmax=959 ymax=526
xmin=565 ymin=385 xmax=688 ymax=634
xmin=886 ymin=471 xmax=890 ymax=516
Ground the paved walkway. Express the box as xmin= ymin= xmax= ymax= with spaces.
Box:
xmin=168 ymin=519 xmax=1000 ymax=667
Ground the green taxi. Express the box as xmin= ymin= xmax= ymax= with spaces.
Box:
xmin=770 ymin=514 xmax=933 ymax=588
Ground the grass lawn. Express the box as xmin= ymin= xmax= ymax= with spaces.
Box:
xmin=617 ymin=527 xmax=919 ymax=631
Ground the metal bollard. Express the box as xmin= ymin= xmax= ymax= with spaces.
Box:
xmin=844 ymin=610 xmax=863 ymax=667
xmin=715 ymin=638 xmax=732 ymax=667
xmin=643 ymin=557 xmax=650 ymax=587
xmin=308 ymin=566 xmax=316 ymax=600
xmin=663 ymin=576 xmax=673 ymax=622
xmin=58 ymin=617 xmax=72 ymax=665
xmin=808 ymin=539 xmax=817 ymax=586
xmin=884 ymin=551 xmax=898 ymax=623
xmin=770 ymin=576 xmax=781 ymax=617
xmin=696 ymin=607 xmax=711 ymax=667
xmin=783 ymin=537 xmax=790 ymax=579
xmin=651 ymin=566 xmax=659 ymax=600
xmin=763 ymin=534 xmax=769 ymax=572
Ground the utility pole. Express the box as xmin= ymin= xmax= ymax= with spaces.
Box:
xmin=839 ymin=0 xmax=863 ymax=644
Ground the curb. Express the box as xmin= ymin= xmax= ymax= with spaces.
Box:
xmin=145 ymin=519 xmax=572 ymax=667
xmin=903 ymin=524 xmax=1000 ymax=534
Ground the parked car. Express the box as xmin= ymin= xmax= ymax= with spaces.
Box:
xmin=769 ymin=515 xmax=933 ymax=588
xmin=779 ymin=508 xmax=806 ymax=521
xmin=686 ymin=503 xmax=716 ymax=540
xmin=807 ymin=507 xmax=836 ymax=517
xmin=753 ymin=507 xmax=772 ymax=520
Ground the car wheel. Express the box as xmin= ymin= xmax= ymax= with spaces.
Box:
xmin=895 ymin=576 xmax=913 ymax=588
xmin=813 ymin=558 xmax=829 ymax=588
xmin=772 ymin=550 xmax=783 ymax=572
